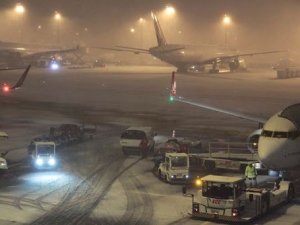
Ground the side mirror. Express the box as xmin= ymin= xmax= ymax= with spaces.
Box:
xmin=182 ymin=186 xmax=187 ymax=195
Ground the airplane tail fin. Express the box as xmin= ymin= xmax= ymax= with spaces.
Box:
xmin=151 ymin=12 xmax=167 ymax=46
xmin=169 ymin=71 xmax=176 ymax=101
xmin=11 ymin=64 xmax=31 ymax=90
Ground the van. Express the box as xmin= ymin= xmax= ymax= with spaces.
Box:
xmin=120 ymin=127 xmax=155 ymax=156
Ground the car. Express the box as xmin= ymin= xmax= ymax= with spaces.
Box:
xmin=120 ymin=126 xmax=156 ymax=156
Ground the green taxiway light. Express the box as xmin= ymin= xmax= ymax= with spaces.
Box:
xmin=169 ymin=96 xmax=174 ymax=102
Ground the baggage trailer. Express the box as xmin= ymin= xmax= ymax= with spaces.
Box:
xmin=189 ymin=142 xmax=266 ymax=174
xmin=183 ymin=175 xmax=295 ymax=222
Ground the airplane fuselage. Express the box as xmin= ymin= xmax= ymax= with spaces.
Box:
xmin=149 ymin=44 xmax=238 ymax=71
xmin=258 ymin=110 xmax=300 ymax=170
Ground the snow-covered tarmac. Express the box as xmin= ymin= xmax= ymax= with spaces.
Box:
xmin=0 ymin=65 xmax=299 ymax=224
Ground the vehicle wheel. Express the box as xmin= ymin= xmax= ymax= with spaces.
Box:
xmin=287 ymin=184 xmax=295 ymax=202
xmin=261 ymin=199 xmax=269 ymax=215
xmin=164 ymin=175 xmax=168 ymax=182
xmin=158 ymin=170 xmax=162 ymax=179
xmin=122 ymin=148 xmax=128 ymax=156
xmin=150 ymin=145 xmax=154 ymax=153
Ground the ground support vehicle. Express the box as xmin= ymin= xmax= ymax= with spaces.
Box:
xmin=29 ymin=141 xmax=58 ymax=170
xmin=157 ymin=152 xmax=189 ymax=183
xmin=0 ymin=131 xmax=8 ymax=171
xmin=183 ymin=175 xmax=295 ymax=222
xmin=120 ymin=127 xmax=155 ymax=156
xmin=0 ymin=155 xmax=7 ymax=170
xmin=49 ymin=124 xmax=85 ymax=146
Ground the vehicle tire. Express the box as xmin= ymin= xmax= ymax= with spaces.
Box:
xmin=261 ymin=199 xmax=269 ymax=215
xmin=287 ymin=184 xmax=295 ymax=202
xmin=164 ymin=175 xmax=168 ymax=182
xmin=122 ymin=148 xmax=128 ymax=156
xmin=150 ymin=145 xmax=154 ymax=153
xmin=158 ymin=170 xmax=162 ymax=179
xmin=204 ymin=160 xmax=215 ymax=170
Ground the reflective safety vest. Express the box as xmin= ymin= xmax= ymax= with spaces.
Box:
xmin=245 ymin=165 xmax=257 ymax=178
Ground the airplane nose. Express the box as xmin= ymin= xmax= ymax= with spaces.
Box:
xmin=258 ymin=137 xmax=286 ymax=169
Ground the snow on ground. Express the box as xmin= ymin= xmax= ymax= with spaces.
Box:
xmin=0 ymin=66 xmax=300 ymax=224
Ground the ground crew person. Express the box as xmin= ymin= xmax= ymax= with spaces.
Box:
xmin=245 ymin=163 xmax=257 ymax=187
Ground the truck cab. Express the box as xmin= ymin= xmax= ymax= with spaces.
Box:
xmin=30 ymin=141 xmax=57 ymax=169
xmin=158 ymin=152 xmax=189 ymax=183
xmin=185 ymin=175 xmax=294 ymax=222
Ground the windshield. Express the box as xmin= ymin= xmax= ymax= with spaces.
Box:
xmin=170 ymin=156 xmax=188 ymax=168
xmin=202 ymin=182 xmax=234 ymax=199
xmin=121 ymin=130 xmax=146 ymax=139
xmin=37 ymin=145 xmax=55 ymax=155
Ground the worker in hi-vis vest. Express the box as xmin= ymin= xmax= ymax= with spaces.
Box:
xmin=245 ymin=163 xmax=257 ymax=187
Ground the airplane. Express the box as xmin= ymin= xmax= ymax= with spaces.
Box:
xmin=98 ymin=12 xmax=285 ymax=73
xmin=0 ymin=41 xmax=80 ymax=69
xmin=1 ymin=64 xmax=31 ymax=93
xmin=169 ymin=71 xmax=300 ymax=171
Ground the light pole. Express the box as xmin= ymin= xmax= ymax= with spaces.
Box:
xmin=14 ymin=3 xmax=25 ymax=42
xmin=54 ymin=11 xmax=62 ymax=45
xmin=138 ymin=17 xmax=145 ymax=48
xmin=222 ymin=14 xmax=232 ymax=48
xmin=163 ymin=5 xmax=176 ymax=40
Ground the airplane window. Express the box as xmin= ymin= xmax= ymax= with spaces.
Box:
xmin=261 ymin=130 xmax=273 ymax=137
xmin=273 ymin=131 xmax=288 ymax=138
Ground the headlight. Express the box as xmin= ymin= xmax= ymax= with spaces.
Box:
xmin=170 ymin=175 xmax=176 ymax=179
xmin=195 ymin=178 xmax=203 ymax=187
xmin=48 ymin=158 xmax=56 ymax=166
xmin=0 ymin=161 xmax=6 ymax=166
xmin=36 ymin=158 xmax=43 ymax=166
xmin=185 ymin=175 xmax=189 ymax=179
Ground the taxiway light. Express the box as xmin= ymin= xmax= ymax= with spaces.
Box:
xmin=169 ymin=96 xmax=175 ymax=102
xmin=2 ymin=85 xmax=10 ymax=93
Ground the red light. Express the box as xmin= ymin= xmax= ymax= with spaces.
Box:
xmin=232 ymin=208 xmax=239 ymax=217
xmin=2 ymin=85 xmax=10 ymax=93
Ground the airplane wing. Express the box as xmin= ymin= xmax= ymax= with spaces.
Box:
xmin=1 ymin=64 xmax=31 ymax=92
xmin=23 ymin=46 xmax=80 ymax=59
xmin=10 ymin=64 xmax=31 ymax=90
xmin=169 ymin=72 xmax=266 ymax=124
xmin=202 ymin=50 xmax=286 ymax=64
xmin=94 ymin=46 xmax=150 ymax=54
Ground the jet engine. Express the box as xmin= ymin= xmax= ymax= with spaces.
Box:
xmin=229 ymin=58 xmax=247 ymax=72
xmin=247 ymin=129 xmax=262 ymax=153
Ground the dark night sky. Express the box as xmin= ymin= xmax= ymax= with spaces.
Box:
xmin=1 ymin=0 xmax=300 ymax=52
